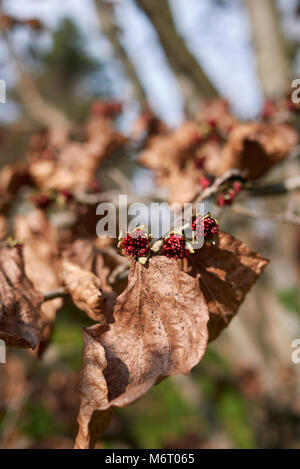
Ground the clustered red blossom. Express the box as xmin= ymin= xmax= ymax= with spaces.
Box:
xmin=192 ymin=214 xmax=219 ymax=241
xmin=216 ymin=180 xmax=243 ymax=207
xmin=260 ymin=97 xmax=300 ymax=121
xmin=162 ymin=233 xmax=189 ymax=259
xmin=60 ymin=189 xmax=73 ymax=202
xmin=120 ymin=230 xmax=150 ymax=258
xmin=91 ymin=100 xmax=123 ymax=118
xmin=30 ymin=192 xmax=53 ymax=209
xmin=199 ymin=175 xmax=212 ymax=190
xmin=30 ymin=189 xmax=74 ymax=209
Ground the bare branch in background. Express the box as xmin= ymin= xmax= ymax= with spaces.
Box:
xmin=94 ymin=0 xmax=148 ymax=108
xmin=136 ymin=0 xmax=218 ymax=114
xmin=245 ymin=0 xmax=291 ymax=99
xmin=247 ymin=175 xmax=300 ymax=197
xmin=233 ymin=203 xmax=300 ymax=226
xmin=1 ymin=25 xmax=73 ymax=136
xmin=193 ymin=169 xmax=246 ymax=203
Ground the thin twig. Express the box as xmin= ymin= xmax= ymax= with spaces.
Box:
xmin=43 ymin=287 xmax=68 ymax=302
xmin=246 ymin=175 xmax=300 ymax=197
xmin=108 ymin=264 xmax=130 ymax=286
xmin=233 ymin=203 xmax=300 ymax=226
xmin=193 ymin=169 xmax=246 ymax=203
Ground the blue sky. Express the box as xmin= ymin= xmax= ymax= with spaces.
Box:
xmin=0 ymin=0 xmax=298 ymax=125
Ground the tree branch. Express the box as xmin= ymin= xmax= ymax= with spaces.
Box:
xmin=1 ymin=27 xmax=73 ymax=135
xmin=244 ymin=0 xmax=290 ymax=99
xmin=94 ymin=0 xmax=148 ymax=108
xmin=247 ymin=175 xmax=300 ymax=197
xmin=136 ymin=0 xmax=218 ymax=114
xmin=233 ymin=203 xmax=300 ymax=226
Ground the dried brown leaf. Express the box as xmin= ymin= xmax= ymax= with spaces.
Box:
xmin=181 ymin=231 xmax=269 ymax=341
xmin=29 ymin=119 xmax=127 ymax=192
xmin=14 ymin=210 xmax=62 ymax=350
xmin=62 ymin=260 xmax=106 ymax=323
xmin=139 ymin=121 xmax=198 ymax=176
xmin=0 ymin=215 xmax=7 ymax=240
xmin=62 ymin=240 xmax=116 ymax=323
xmin=75 ymin=256 xmax=209 ymax=448
xmin=219 ymin=123 xmax=298 ymax=179
xmin=0 ymin=246 xmax=44 ymax=349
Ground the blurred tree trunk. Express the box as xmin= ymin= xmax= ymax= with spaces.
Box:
xmin=136 ymin=0 xmax=218 ymax=114
xmin=245 ymin=0 xmax=291 ymax=99
xmin=94 ymin=0 xmax=148 ymax=109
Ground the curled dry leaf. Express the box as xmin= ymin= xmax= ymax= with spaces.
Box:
xmin=0 ymin=215 xmax=7 ymax=240
xmin=181 ymin=231 xmax=269 ymax=342
xmin=75 ymin=256 xmax=209 ymax=449
xmin=29 ymin=118 xmax=127 ymax=192
xmin=29 ymin=142 xmax=101 ymax=191
xmin=139 ymin=121 xmax=199 ymax=176
xmin=219 ymin=123 xmax=298 ymax=179
xmin=0 ymin=246 xmax=44 ymax=349
xmin=14 ymin=210 xmax=62 ymax=350
xmin=159 ymin=169 xmax=200 ymax=205
xmin=85 ymin=116 xmax=128 ymax=159
xmin=62 ymin=260 xmax=106 ymax=323
xmin=130 ymin=109 xmax=168 ymax=143
xmin=62 ymin=239 xmax=116 ymax=323
xmin=0 ymin=162 xmax=32 ymax=214
xmin=196 ymin=98 xmax=236 ymax=134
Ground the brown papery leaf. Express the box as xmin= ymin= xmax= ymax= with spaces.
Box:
xmin=0 ymin=162 xmax=32 ymax=214
xmin=75 ymin=256 xmax=209 ymax=448
xmin=14 ymin=210 xmax=62 ymax=351
xmin=159 ymin=169 xmax=199 ymax=205
xmin=29 ymin=117 xmax=127 ymax=192
xmin=62 ymin=239 xmax=116 ymax=323
xmin=139 ymin=121 xmax=199 ymax=176
xmin=0 ymin=215 xmax=7 ymax=240
xmin=196 ymin=99 xmax=236 ymax=132
xmin=181 ymin=231 xmax=269 ymax=342
xmin=0 ymin=247 xmax=44 ymax=349
xmin=62 ymin=260 xmax=106 ymax=323
xmin=219 ymin=122 xmax=298 ymax=179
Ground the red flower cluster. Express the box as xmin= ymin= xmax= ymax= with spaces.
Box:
xmin=30 ymin=192 xmax=52 ymax=209
xmin=120 ymin=230 xmax=150 ymax=258
xmin=60 ymin=189 xmax=73 ymax=202
xmin=192 ymin=214 xmax=219 ymax=242
xmin=91 ymin=101 xmax=123 ymax=118
xmin=216 ymin=180 xmax=243 ymax=207
xmin=199 ymin=175 xmax=212 ymax=190
xmin=162 ymin=234 xmax=189 ymax=259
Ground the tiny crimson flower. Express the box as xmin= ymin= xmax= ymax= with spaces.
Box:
xmin=60 ymin=189 xmax=73 ymax=202
xmin=232 ymin=180 xmax=242 ymax=195
xmin=120 ymin=229 xmax=150 ymax=258
xmin=162 ymin=233 xmax=190 ymax=259
xmin=192 ymin=213 xmax=219 ymax=242
xmin=6 ymin=237 xmax=23 ymax=251
xmin=207 ymin=118 xmax=217 ymax=129
xmin=30 ymin=192 xmax=52 ymax=209
xmin=88 ymin=179 xmax=102 ymax=193
xmin=194 ymin=157 xmax=205 ymax=170
xmin=260 ymin=99 xmax=275 ymax=120
xmin=199 ymin=175 xmax=211 ymax=189
xmin=91 ymin=100 xmax=122 ymax=118
xmin=216 ymin=193 xmax=233 ymax=207
xmin=191 ymin=131 xmax=202 ymax=148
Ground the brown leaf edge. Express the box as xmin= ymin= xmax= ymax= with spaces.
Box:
xmin=75 ymin=256 xmax=209 ymax=449
xmin=0 ymin=246 xmax=44 ymax=349
xmin=181 ymin=230 xmax=269 ymax=342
